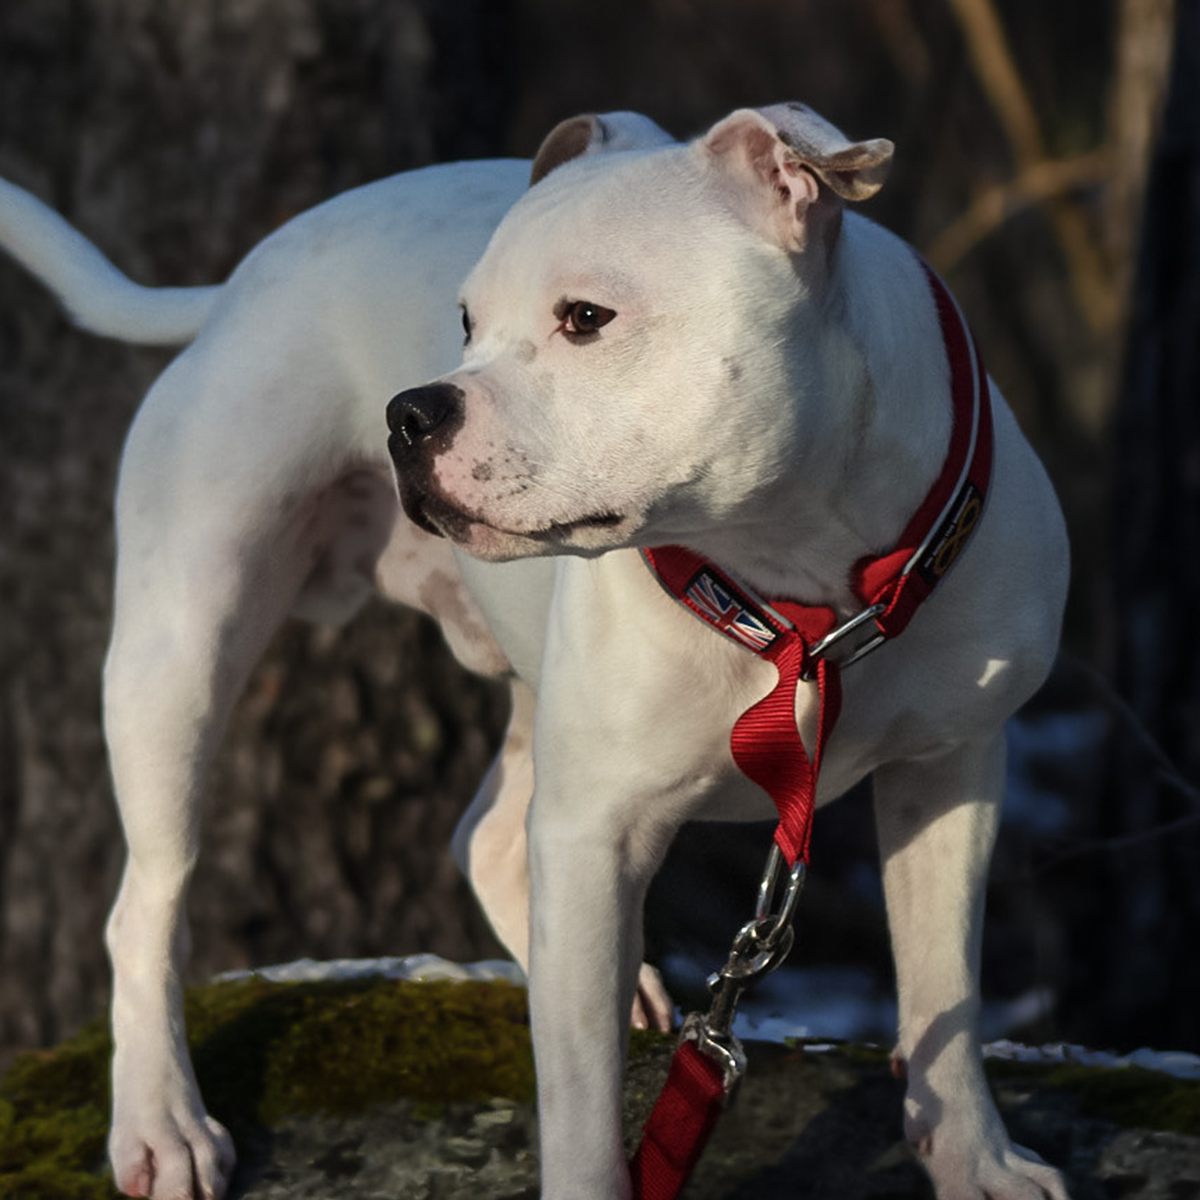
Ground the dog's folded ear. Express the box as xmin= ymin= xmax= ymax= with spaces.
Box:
xmin=700 ymin=104 xmax=894 ymax=253
xmin=530 ymin=112 xmax=675 ymax=186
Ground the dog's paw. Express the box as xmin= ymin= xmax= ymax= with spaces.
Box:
xmin=631 ymin=962 xmax=674 ymax=1032
xmin=914 ymin=1127 xmax=1070 ymax=1200
xmin=110 ymin=1112 xmax=235 ymax=1200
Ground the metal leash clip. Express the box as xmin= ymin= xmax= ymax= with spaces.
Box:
xmin=678 ymin=844 xmax=807 ymax=1098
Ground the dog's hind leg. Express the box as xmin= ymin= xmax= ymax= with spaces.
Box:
xmin=103 ymin=549 xmax=291 ymax=1197
xmin=451 ymin=678 xmax=538 ymax=965
xmin=104 ymin=590 xmax=265 ymax=1199
xmin=874 ymin=736 xmax=1070 ymax=1200
xmin=101 ymin=342 xmax=392 ymax=1198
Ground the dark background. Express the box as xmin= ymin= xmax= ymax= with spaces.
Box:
xmin=1 ymin=0 xmax=1196 ymax=1072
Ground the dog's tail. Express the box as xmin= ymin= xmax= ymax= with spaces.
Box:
xmin=0 ymin=176 xmax=220 ymax=346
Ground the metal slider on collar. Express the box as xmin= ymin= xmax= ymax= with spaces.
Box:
xmin=801 ymin=602 xmax=887 ymax=680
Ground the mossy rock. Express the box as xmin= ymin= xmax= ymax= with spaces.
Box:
xmin=3 ymin=976 xmax=1199 ymax=1199
xmin=0 ymin=1010 xmax=112 ymax=1200
xmin=0 ymin=976 xmax=535 ymax=1199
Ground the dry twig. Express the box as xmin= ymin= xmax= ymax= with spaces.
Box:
xmin=927 ymin=149 xmax=1114 ymax=275
xmin=941 ymin=0 xmax=1117 ymax=331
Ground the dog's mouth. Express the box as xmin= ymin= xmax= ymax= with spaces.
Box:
xmin=527 ymin=510 xmax=625 ymax=539
xmin=400 ymin=484 xmax=455 ymax=538
xmin=401 ymin=484 xmax=624 ymax=548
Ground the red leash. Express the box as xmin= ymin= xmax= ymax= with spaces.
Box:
xmin=629 ymin=1039 xmax=729 ymax=1200
xmin=630 ymin=261 xmax=992 ymax=1198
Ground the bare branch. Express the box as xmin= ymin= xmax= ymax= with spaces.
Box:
xmin=999 ymin=653 xmax=1200 ymax=880
xmin=942 ymin=0 xmax=1118 ymax=332
xmin=1062 ymin=655 xmax=1200 ymax=814
xmin=926 ymin=150 xmax=1114 ymax=275
xmin=942 ymin=0 xmax=1044 ymax=167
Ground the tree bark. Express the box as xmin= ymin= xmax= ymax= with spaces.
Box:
xmin=1084 ymin=0 xmax=1200 ymax=1053
xmin=0 ymin=0 xmax=514 ymax=1071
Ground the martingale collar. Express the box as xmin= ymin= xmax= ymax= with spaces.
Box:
xmin=641 ymin=260 xmax=993 ymax=868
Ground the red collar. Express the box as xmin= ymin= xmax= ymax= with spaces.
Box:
xmin=641 ymin=260 xmax=993 ymax=867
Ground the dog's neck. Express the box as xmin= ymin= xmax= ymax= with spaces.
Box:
xmin=679 ymin=218 xmax=956 ymax=614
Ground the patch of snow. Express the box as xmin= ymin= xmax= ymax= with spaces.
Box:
xmin=983 ymin=1039 xmax=1200 ymax=1082
xmin=215 ymin=954 xmax=525 ymax=986
xmin=213 ymin=955 xmax=1200 ymax=1083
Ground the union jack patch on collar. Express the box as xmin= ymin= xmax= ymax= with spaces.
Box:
xmin=683 ymin=567 xmax=781 ymax=653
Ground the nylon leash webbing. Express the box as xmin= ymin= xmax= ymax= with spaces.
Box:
xmin=628 ymin=1040 xmax=727 ymax=1200
xmin=637 ymin=546 xmax=841 ymax=868
xmin=628 ymin=260 xmax=993 ymax=1199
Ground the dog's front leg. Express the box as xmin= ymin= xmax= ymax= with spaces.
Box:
xmin=482 ymin=553 xmax=724 ymax=1196
xmin=526 ymin=777 xmax=660 ymax=1200
xmin=522 ymin=595 xmax=689 ymax=1200
xmin=874 ymin=735 xmax=1070 ymax=1200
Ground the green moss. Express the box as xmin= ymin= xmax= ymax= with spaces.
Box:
xmin=826 ymin=1041 xmax=889 ymax=1065
xmin=411 ymin=1100 xmax=448 ymax=1122
xmin=0 ymin=1017 xmax=111 ymax=1123
xmin=0 ymin=977 xmax=535 ymax=1199
xmin=979 ymin=1054 xmax=1200 ymax=1134
xmin=0 ymin=1098 xmax=112 ymax=1200
xmin=1037 ymin=1064 xmax=1200 ymax=1135
xmin=189 ymin=976 xmax=535 ymax=1130
xmin=627 ymin=1027 xmax=673 ymax=1062
xmin=0 ymin=1013 xmax=113 ymax=1199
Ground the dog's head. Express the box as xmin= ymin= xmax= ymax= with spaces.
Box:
xmin=387 ymin=104 xmax=893 ymax=561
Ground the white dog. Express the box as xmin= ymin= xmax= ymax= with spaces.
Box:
xmin=0 ymin=103 xmax=1070 ymax=1200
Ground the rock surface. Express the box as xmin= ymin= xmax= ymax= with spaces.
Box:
xmin=233 ymin=1045 xmax=1200 ymax=1200
xmin=1 ymin=977 xmax=1196 ymax=1199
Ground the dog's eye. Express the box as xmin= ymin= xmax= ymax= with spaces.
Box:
xmin=557 ymin=300 xmax=617 ymax=340
xmin=461 ymin=306 xmax=473 ymax=346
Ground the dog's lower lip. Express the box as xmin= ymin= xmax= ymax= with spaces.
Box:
xmin=400 ymin=485 xmax=622 ymax=542
xmin=530 ymin=511 xmax=623 ymax=538
xmin=452 ymin=504 xmax=623 ymax=540
xmin=483 ymin=510 xmax=625 ymax=539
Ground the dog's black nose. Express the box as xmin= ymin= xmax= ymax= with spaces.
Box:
xmin=387 ymin=384 xmax=463 ymax=450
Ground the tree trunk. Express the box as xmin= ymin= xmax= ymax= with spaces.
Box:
xmin=1082 ymin=0 xmax=1200 ymax=1052
xmin=0 ymin=0 xmax=514 ymax=1071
